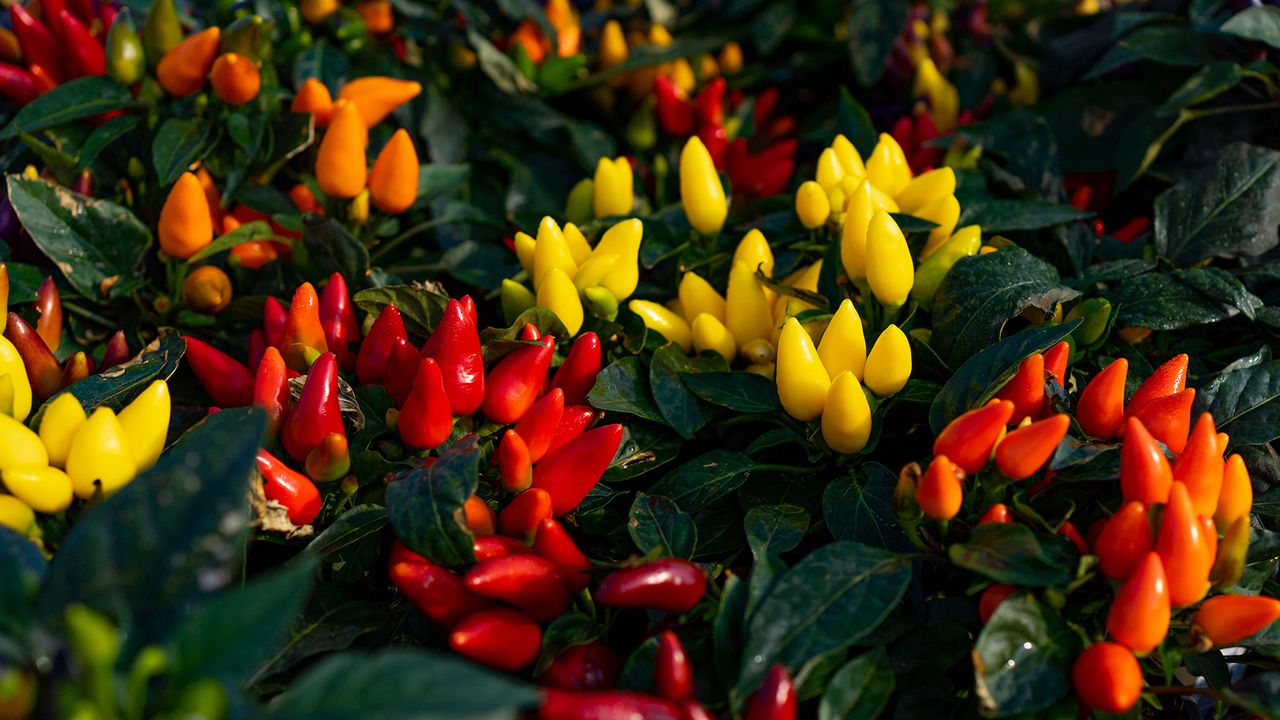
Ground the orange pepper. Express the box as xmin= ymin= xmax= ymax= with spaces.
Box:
xmin=209 ymin=52 xmax=261 ymax=105
xmin=158 ymin=173 xmax=214 ymax=259
xmin=182 ymin=265 xmax=233 ymax=314
xmin=315 ymin=101 xmax=368 ymax=199
xmin=291 ymin=77 xmax=334 ymax=124
xmin=336 ymin=76 xmax=422 ymax=127
xmin=289 ymin=183 xmax=323 ymax=215
xmin=230 ymin=240 xmax=279 ymax=270
xmin=369 ymin=128 xmax=419 ymax=214
xmin=356 ymin=1 xmax=394 ymax=34
xmin=156 ymin=27 xmax=220 ymax=97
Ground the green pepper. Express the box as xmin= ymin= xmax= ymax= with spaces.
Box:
xmin=142 ymin=0 xmax=183 ymax=65
xmin=1066 ymin=297 xmax=1113 ymax=347
xmin=911 ymin=224 xmax=982 ymax=309
xmin=106 ymin=9 xmax=146 ymax=85
xmin=221 ymin=15 xmax=272 ymax=63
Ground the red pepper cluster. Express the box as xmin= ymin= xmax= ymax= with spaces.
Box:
xmin=654 ymin=76 xmax=796 ymax=202
xmin=1065 ymin=172 xmax=1151 ymax=242
xmin=1 ymin=0 xmax=112 ymax=105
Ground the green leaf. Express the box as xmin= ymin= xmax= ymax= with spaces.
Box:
xmin=78 ymin=114 xmax=140 ymax=170
xmin=1154 ymin=143 xmax=1280 ymax=265
xmin=649 ymin=344 xmax=721 ymax=439
xmin=930 ymin=247 xmax=1079 ymax=368
xmin=152 ymin=118 xmax=215 ymax=186
xmin=263 ymin=648 xmax=538 ymax=720
xmin=0 ymin=528 xmax=44 ymax=640
xmin=171 ymin=554 xmax=318 ymax=682
xmin=973 ymin=596 xmax=1080 ymax=717
xmin=37 ymin=408 xmax=266 ymax=648
xmin=587 ymin=356 xmax=665 ymax=424
xmin=1119 ymin=24 xmax=1211 ymax=66
xmin=649 ymin=450 xmax=758 ymax=513
xmin=0 ymin=77 xmax=135 ymax=140
xmin=628 ymin=493 xmax=696 ymax=559
xmin=533 ymin=612 xmax=598 ymax=675
xmin=736 ymin=541 xmax=911 ymax=701
xmin=6 ymin=174 xmax=151 ymax=300
xmin=928 ymin=322 xmax=1079 ymax=433
xmin=1222 ymin=673 xmax=1280 ymax=718
xmin=416 ymin=164 xmax=472 ymax=208
xmin=303 ymin=216 xmax=370 ymax=284
xmin=836 ymin=87 xmax=878 ymax=157
xmin=744 ymin=504 xmax=808 ymax=559
xmin=819 ymin=647 xmax=895 ymax=720
xmin=949 ymin=524 xmax=1077 ymax=587
xmin=385 ymin=438 xmax=478 ymax=570
xmin=307 ymin=505 xmax=388 ymax=558
xmin=28 ymin=330 xmax=186 ymax=429
xmin=1196 ymin=361 xmax=1280 ymax=446
xmin=957 ymin=200 xmax=1092 ymax=233
xmin=477 ymin=307 xmax=567 ymax=365
xmin=847 ymin=0 xmax=909 ymax=85
xmin=682 ymin=371 xmax=781 ymax=414
xmin=353 ymin=285 xmax=449 ymax=340
xmin=1221 ymin=5 xmax=1280 ymax=48
xmin=1157 ymin=62 xmax=1244 ymax=117
xmin=1107 ymin=267 xmax=1262 ymax=330
xmin=822 ymin=463 xmax=914 ymax=552
xmin=186 ymin=220 xmax=273 ymax=264
xmin=601 ymin=420 xmax=683 ymax=483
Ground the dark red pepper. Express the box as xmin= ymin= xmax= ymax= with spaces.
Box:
xmin=462 ymin=553 xmax=571 ymax=621
xmin=248 ymin=328 xmax=267 ymax=374
xmin=5 ymin=311 xmax=61 ymax=400
xmin=449 ymin=608 xmax=542 ymax=672
xmin=54 ymin=9 xmax=105 ymax=78
xmin=744 ymin=665 xmax=797 ymax=720
xmin=422 ymin=297 xmax=485 ymax=416
xmin=356 ymin=303 xmax=407 ymax=385
xmin=537 ymin=641 xmax=620 ymax=692
xmin=99 ymin=330 xmax=129 ymax=371
xmin=551 ymin=332 xmax=601 ymax=406
xmin=257 ymin=449 xmax=322 ymax=525
xmin=514 ymin=387 xmax=564 ymax=463
xmin=0 ymin=62 xmax=37 ymax=106
xmin=319 ymin=272 xmax=356 ymax=369
xmin=482 ymin=335 xmax=555 ymax=424
xmin=538 ymin=689 xmax=681 ymax=720
xmin=654 ymin=631 xmax=692 ymax=702
xmin=532 ymin=517 xmax=590 ymax=592
xmin=182 ymin=335 xmax=254 ymax=408
xmin=282 ymin=352 xmax=345 ymax=463
xmin=383 ymin=335 xmax=421 ymax=408
xmin=532 ymin=424 xmax=623 ymax=515
xmin=593 ymin=559 xmax=706 ymax=613
xmin=397 ymin=357 xmax=454 ymax=451
xmin=10 ymin=4 xmax=63 ymax=85
xmin=473 ymin=534 xmax=533 ymax=562
xmin=263 ymin=296 xmax=287 ymax=348
xmin=60 ymin=351 xmax=91 ymax=387
xmin=388 ymin=541 xmax=492 ymax=628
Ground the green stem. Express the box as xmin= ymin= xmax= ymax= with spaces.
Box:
xmin=371 ymin=217 xmax=450 ymax=263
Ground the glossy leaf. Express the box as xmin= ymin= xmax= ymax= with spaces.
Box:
xmin=385 ymin=438 xmax=478 ymax=570
xmin=949 ymin=524 xmax=1077 ymax=587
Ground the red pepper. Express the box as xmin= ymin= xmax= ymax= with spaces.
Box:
xmin=1076 ymin=358 xmax=1127 ymax=440
xmin=498 ymin=429 xmax=533 ymax=493
xmin=389 ymin=541 xmax=492 ymax=628
xmin=248 ymin=328 xmax=266 ymax=374
xmin=460 ymin=295 xmax=477 ymax=325
xmin=279 ymin=282 xmax=329 ymax=371
xmin=1120 ymin=417 xmax=1172 ymax=505
xmin=464 ymin=495 xmax=496 ymax=536
xmin=482 ymin=335 xmax=555 ymax=424
xmin=319 ymin=272 xmax=356 ymax=370
xmin=1126 ymin=354 xmax=1188 ymax=419
xmin=397 ymin=358 xmax=453 ymax=451
xmin=696 ymin=78 xmax=725 ymax=127
xmin=305 ymin=432 xmax=350 ymax=482
xmin=5 ymin=311 xmax=61 ymax=400
xmin=891 ymin=116 xmax=914 ymax=159
xmin=682 ymin=700 xmax=715 ymax=720
xmin=654 ymin=75 xmax=695 ymax=136
xmin=68 ymin=0 xmax=96 ymax=24
xmin=282 ymin=352 xmax=345 ymax=463
xmin=183 ymin=335 xmax=254 ymax=407
xmin=356 ymin=303 xmax=407 ymax=385
xmin=257 ymin=449 xmax=322 ymax=525
xmin=1156 ymin=481 xmax=1212 ymax=606
xmin=909 ymin=112 xmax=944 ymax=171
xmin=979 ymin=584 xmax=1019 ymax=624
xmin=932 ymin=400 xmax=1014 ymax=475
xmin=538 ymin=689 xmax=681 ymax=720
xmin=537 ymin=641 xmax=620 ymax=692
xmin=1172 ymin=413 xmax=1223 ymax=517
xmin=744 ymin=665 xmax=797 ymax=720
xmin=383 ymin=335 xmax=421 ymax=408
xmin=53 ymin=8 xmax=104 ymax=78
xmin=1094 ymin=501 xmax=1152 ymax=580
xmin=994 ymin=352 xmax=1044 ymax=423
xmin=518 ymin=323 xmax=541 ymax=341
xmin=515 ymin=388 xmax=564 ymax=463
xmin=263 ymin=296 xmax=287 ymax=348
xmin=726 ymin=137 xmax=796 ymax=202
xmin=699 ymin=123 xmax=729 ymax=169
xmin=755 ymin=87 xmax=779 ymax=128
xmin=532 ymin=517 xmax=590 ymax=592
xmin=473 ymin=534 xmax=532 ymax=562
xmin=546 ymin=406 xmax=595 ymax=456
xmin=654 ymin=631 xmax=692 ymax=702
xmin=1057 ymin=520 xmax=1089 ymax=555
xmin=1129 ymin=388 xmax=1194 ymax=455
xmin=449 ymin=608 xmax=542 ymax=672
xmin=1042 ymin=340 xmax=1069 ymax=414
xmin=978 ymin=503 xmax=1012 ymax=525
xmin=253 ymin=346 xmax=291 ymax=439
xmin=422 ymin=298 xmax=485 ymax=416
xmin=551 ymin=332 xmax=601 ymax=406
xmin=462 ymin=554 xmax=571 ymax=621
xmin=531 ymin=424 xmax=623 ymax=515
xmin=9 ymin=4 xmax=63 ymax=85
xmin=1111 ymin=216 xmax=1151 ymax=243
xmin=498 ymin=487 xmax=553 ymax=543
xmin=593 ymin=559 xmax=705 ymax=613
xmin=60 ymin=350 xmax=91 ymax=387
xmin=100 ymin=330 xmax=129 ymax=371
xmin=0 ymin=62 xmax=37 ymax=106
xmin=994 ymin=413 xmax=1069 ymax=480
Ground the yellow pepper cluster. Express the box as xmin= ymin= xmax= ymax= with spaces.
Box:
xmin=0 ymin=376 xmax=171 ymax=542
xmin=501 ymin=216 xmax=643 ymax=336
xmin=565 ymin=156 xmax=635 ymax=225
xmin=598 ymin=18 xmax=742 ymax=97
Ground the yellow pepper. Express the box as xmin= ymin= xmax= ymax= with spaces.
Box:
xmin=896 ymin=167 xmax=955 ymax=214
xmin=117 ymin=380 xmax=171 ymax=470
xmin=840 ymin=179 xmax=876 ymax=280
xmin=39 ymin=393 xmax=87 ymax=468
xmin=0 ymin=494 xmax=35 ymax=536
xmin=538 ymin=268 xmax=584 ymax=336
xmin=0 ymin=375 xmax=12 ymax=417
xmin=865 ymin=212 xmax=914 ymax=306
xmin=0 ymin=336 xmax=32 ymax=421
xmin=593 ymin=157 xmax=634 ymax=219
xmin=592 ymin=218 xmax=642 ymax=301
xmin=795 ymin=181 xmax=831 ymax=230
xmin=583 ymin=286 xmax=619 ymax=323
xmin=776 ymin=317 xmax=830 ymax=421
xmin=66 ymin=407 xmax=137 ymax=499
xmin=831 ymin=134 xmax=866 ymax=179
xmin=691 ymin=313 xmax=736 ymax=362
xmin=914 ymin=58 xmax=959 ymax=133
xmin=822 ymin=371 xmax=872 ymax=454
xmin=0 ymin=413 xmax=47 ymax=471
xmin=815 ymin=148 xmax=845 ymax=191
xmin=786 ymin=260 xmax=823 ymax=293
xmin=629 ymin=299 xmax=692 ymax=351
xmin=725 ymin=261 xmax=775 ymax=352
xmin=865 ymin=133 xmax=912 ymax=198
xmin=1007 ymin=61 xmax=1040 ymax=108
xmin=514 ymin=231 xmax=537 ymax=276
xmin=680 ymin=137 xmax=728 ymax=236
xmin=599 ymin=20 xmax=628 ymax=71
xmin=678 ymin=272 xmax=727 ymax=324
xmin=565 ymin=178 xmax=595 ymax=227
xmin=563 ymin=222 xmax=594 ymax=266
xmin=718 ymin=41 xmax=743 ymax=75
xmin=733 ymin=229 xmax=775 ymax=278
xmin=532 ymin=217 xmax=578 ymax=291
xmin=501 ymin=279 xmax=537 ymax=322
xmin=912 ymin=225 xmax=981 ymax=309
xmin=864 ymin=325 xmax=912 ymax=397
xmin=818 ymin=299 xmax=867 ymax=380
xmin=574 ymin=254 xmax=620 ymax=291
xmin=668 ymin=59 xmax=696 ymax=94
xmin=916 ymin=194 xmax=961 ymax=258
xmin=2 ymin=465 xmax=73 ymax=514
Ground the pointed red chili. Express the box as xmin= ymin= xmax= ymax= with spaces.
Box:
xmin=1156 ymin=481 xmax=1211 ymax=607
xmin=539 ymin=689 xmax=681 ymax=720
xmin=253 ymin=346 xmax=290 ymax=439
xmin=257 ymin=449 xmax=322 ymax=525
xmin=383 ymin=335 xmax=421 ymax=408
xmin=248 ymin=328 xmax=266 ymax=374
xmin=356 ymin=304 xmax=407 ymax=385
xmin=537 ymin=641 xmax=620 ymax=692
xmin=1042 ymin=341 xmax=1069 ymax=411
xmin=994 ymin=353 xmax=1044 ymax=423
xmin=532 ymin=517 xmax=590 ymax=592
xmin=551 ymin=332 xmax=602 ymax=406
xmin=932 ymin=400 xmax=1015 ymax=475
xmin=995 ymin=414 xmax=1069 ymax=480
xmin=978 ymin=503 xmax=1012 ymax=525
xmin=319 ymin=272 xmax=356 ymax=369
xmin=9 ymin=5 xmax=63 ymax=85
xmin=744 ymin=665 xmax=797 ymax=720
xmin=389 ymin=541 xmax=492 ymax=628
xmin=305 ymin=432 xmax=350 ymax=482
xmin=498 ymin=487 xmax=553 ymax=543
xmin=99 ymin=330 xmax=129 ymax=371
xmin=482 ymin=335 xmax=555 ymax=424
xmin=53 ymin=8 xmax=104 ymax=78
xmin=459 ymin=295 xmax=478 ymax=325
xmin=1129 ymin=388 xmax=1194 ymax=455
xmin=5 ymin=312 xmax=61 ymax=400
xmin=594 ymin=559 xmax=705 ymax=613
xmin=979 ymin=584 xmax=1019 ymax=623
xmin=654 ymin=631 xmax=693 ymax=702
xmin=1173 ymin=413 xmax=1224 ymax=517
xmin=279 ymin=282 xmax=329 ymax=371
xmin=183 ymin=335 xmax=253 ymax=408
xmin=463 ymin=554 xmax=571 ymax=621
xmin=547 ymin=406 xmax=595 ymax=455
xmin=1126 ymin=353 xmax=1188 ymax=419
xmin=60 ymin=351 xmax=92 ymax=388
xmin=1107 ymin=552 xmax=1169 ymax=654
xmin=695 ymin=77 xmax=726 ymax=127
xmin=473 ymin=534 xmax=532 ymax=562
xmin=449 ymin=608 xmax=542 ymax=671
xmin=514 ymin=388 xmax=564 ymax=463
xmin=1095 ymin=501 xmax=1152 ymax=580
xmin=397 ymin=357 xmax=454 ymax=451
xmin=1120 ymin=417 xmax=1173 ymax=505
xmin=1077 ymin=358 xmax=1128 ymax=439
xmin=498 ymin=429 xmax=533 ymax=493
xmin=35 ymin=277 xmax=61 ymax=353
xmin=263 ymin=296 xmax=287 ymax=348
xmin=422 ymin=298 xmax=485 ymax=416
xmin=0 ymin=63 xmax=37 ymax=106
xmin=282 ymin=352 xmax=344 ymax=463
xmin=654 ymin=75 xmax=696 ymax=135
xmin=518 ymin=323 xmax=540 ymax=341
xmin=532 ymin=424 xmax=623 ymax=515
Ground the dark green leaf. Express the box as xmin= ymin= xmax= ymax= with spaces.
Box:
xmin=649 ymin=451 xmax=758 ymax=513
xmin=1220 ymin=6 xmax=1280 ymax=48
xmin=1196 ymin=361 xmax=1280 ymax=446
xmin=303 ymin=216 xmax=370 ymax=283
xmin=836 ymin=88 xmax=878 ymax=157
xmin=1120 ymin=24 xmax=1210 ymax=66
xmin=533 ymin=613 xmax=598 ymax=675
xmin=416 ymin=164 xmax=472 ymax=207
xmin=0 ymin=528 xmax=44 ymax=640
xmin=307 ymin=505 xmax=388 ymax=558
xmin=186 ymin=220 xmax=274 ymax=264
xmin=587 ymin=357 xmax=665 ymax=424
xmin=974 ymin=596 xmax=1080 ymax=717
xmin=957 ymin=201 xmax=1091 ymax=233
xmin=1108 ymin=268 xmax=1262 ymax=330
xmin=353 ymin=285 xmax=449 ymax=339
xmin=822 ymin=463 xmax=914 ymax=552
xmin=6 ymin=174 xmax=151 ymax=300
xmin=744 ymin=504 xmax=808 ymax=559
xmin=602 ymin=421 xmax=683 ymax=483
xmin=628 ymin=493 xmax=696 ymax=559
xmin=1183 ymin=651 xmax=1230 ymax=689
xmin=682 ymin=372 xmax=781 ymax=414
xmin=385 ymin=439 xmax=478 ymax=570
xmin=1158 ymin=62 xmax=1244 ymax=117
xmin=78 ymin=114 xmax=140 ymax=170
xmin=949 ymin=524 xmax=1077 ymax=587
xmin=0 ymin=77 xmax=135 ymax=140
xmin=478 ymin=307 xmax=567 ymax=364
xmin=1222 ymin=673 xmax=1280 ymax=718
xmin=152 ymin=118 xmax=215 ymax=186
xmin=818 ymin=647 xmax=895 ymax=720
xmin=847 ymin=0 xmax=909 ymax=85
xmin=649 ymin=344 xmax=720 ymax=439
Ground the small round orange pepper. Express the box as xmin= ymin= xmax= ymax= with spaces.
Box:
xmin=209 ymin=52 xmax=261 ymax=105
xmin=182 ymin=265 xmax=233 ymax=314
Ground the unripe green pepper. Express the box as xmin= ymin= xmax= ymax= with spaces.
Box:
xmin=170 ymin=678 xmax=230 ymax=720
xmin=1065 ymin=298 xmax=1113 ymax=348
xmin=220 ymin=15 xmax=271 ymax=63
xmin=564 ymin=178 xmax=594 ymax=227
xmin=106 ymin=9 xmax=146 ymax=85
xmin=65 ymin=605 xmax=119 ymax=670
xmin=911 ymin=225 xmax=982 ymax=310
xmin=143 ymin=0 xmax=183 ymax=65
xmin=626 ymin=102 xmax=657 ymax=151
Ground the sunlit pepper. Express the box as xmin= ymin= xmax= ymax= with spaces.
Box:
xmin=1106 ymin=551 xmax=1170 ymax=655
xmin=356 ymin=304 xmax=407 ymax=386
xmin=865 ymin=133 xmax=911 ymax=198
xmin=159 ymin=173 xmax=214 ymax=259
xmin=292 ymin=77 xmax=334 ymax=124
xmin=369 ymin=128 xmax=420 ymax=214
xmin=863 ymin=325 xmax=911 ymax=397
xmin=482 ymin=336 xmax=554 ymax=425
xmin=257 ymin=449 xmax=321 ymax=525
xmin=182 ymin=265 xmax=233 ymax=314
xmin=680 ymin=136 xmax=727 ymax=236
xmin=316 ymin=100 xmax=368 ymax=199
xmin=550 ymin=332 xmax=601 ymax=406
xmin=336 ymin=76 xmax=422 ymax=127
xmin=6 ymin=312 xmax=62 ymax=401
xmin=282 ymin=352 xmax=344 ymax=463
xmin=66 ymin=407 xmax=136 ymax=499
xmin=0 ymin=412 xmax=47 ymax=472
xmin=117 ymin=380 xmax=170 ymax=470
xmin=1155 ymin=482 xmax=1211 ymax=607
xmin=593 ymin=157 xmax=633 ymax=219
xmin=156 ymin=27 xmax=220 ymax=97
xmin=279 ymin=282 xmax=329 ymax=371
xmin=865 ymin=212 xmax=913 ymax=307
xmin=590 ymin=218 xmax=642 ymax=301
xmin=794 ymin=181 xmax=830 ymax=230
xmin=776 ymin=317 xmax=829 ymax=422
xmin=912 ymin=225 xmax=981 ymax=309
xmin=822 ymin=371 xmax=872 ymax=454
xmin=629 ymin=300 xmax=691 ymax=352
xmin=253 ymin=347 xmax=290 ymax=439
xmin=398 ymin=358 xmax=453 ymax=451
